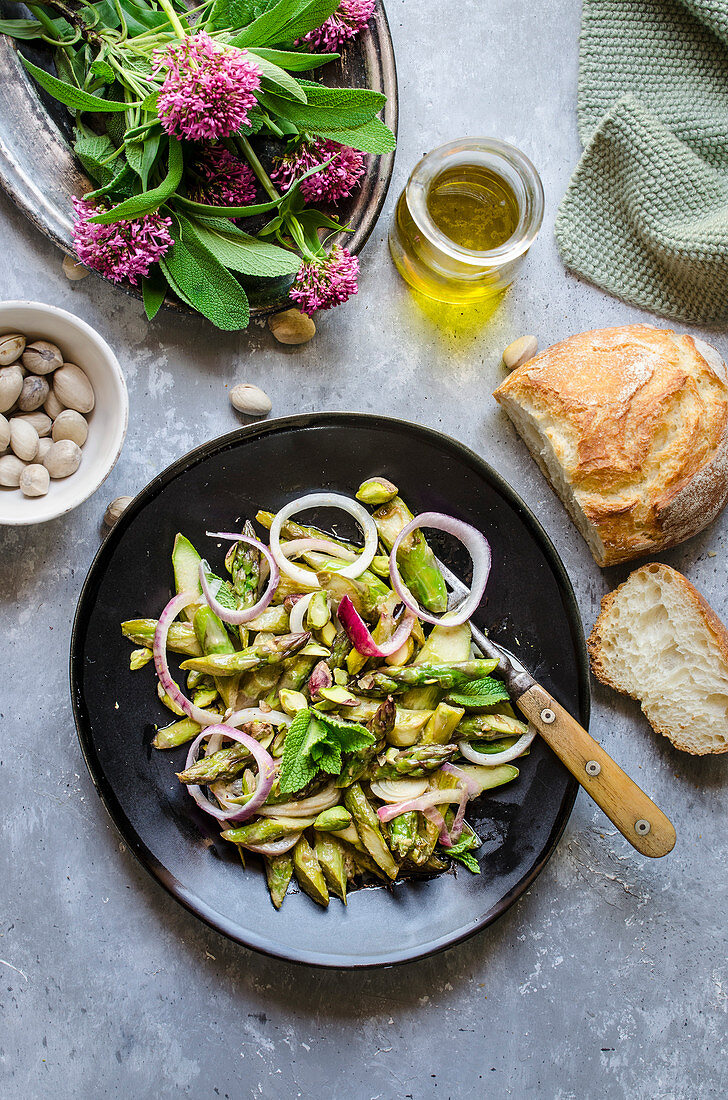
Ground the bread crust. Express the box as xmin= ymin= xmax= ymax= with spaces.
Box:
xmin=493 ymin=325 xmax=728 ymax=566
xmin=588 ymin=563 xmax=728 ymax=753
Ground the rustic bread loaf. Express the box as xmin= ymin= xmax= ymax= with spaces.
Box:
xmin=493 ymin=325 xmax=728 ymax=566
xmin=588 ymin=564 xmax=728 ymax=755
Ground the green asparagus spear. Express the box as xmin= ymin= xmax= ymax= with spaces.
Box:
xmin=411 ymin=813 xmax=441 ymax=866
xmin=356 ymin=476 xmax=398 ymax=505
xmin=152 ymin=716 xmax=200 ymax=750
xmin=316 ymin=570 xmax=387 ymax=620
xmin=180 ymin=631 xmax=310 ymax=675
xmin=388 ymin=812 xmax=418 ymax=859
xmin=457 ymin=713 xmax=529 ymax=738
xmin=422 ymin=702 xmax=465 ymax=744
xmin=343 ymin=784 xmax=399 ymax=880
xmin=172 ymin=533 xmax=203 ymax=621
xmin=292 ymin=834 xmax=329 ymax=907
xmin=326 ymin=628 xmax=352 ymax=671
xmin=357 ymin=660 xmax=499 ymax=694
xmin=256 ymin=510 xmax=359 ymax=554
xmin=403 ymin=622 xmax=472 ymax=711
xmin=368 ymin=744 xmax=457 ymax=779
xmin=335 ymin=697 xmax=395 ymax=785
xmin=373 ymin=496 xmax=448 ymax=613
xmin=175 ymin=723 xmax=273 ymax=783
xmin=314 ymin=832 xmax=348 ymax=902
xmin=264 ymin=852 xmax=294 ymax=909
xmin=243 ymin=605 xmax=291 ymax=634
xmin=225 ymin=520 xmax=260 ymax=602
xmin=122 ymin=619 xmax=202 ymax=656
xmin=221 ymin=816 xmax=316 ymax=845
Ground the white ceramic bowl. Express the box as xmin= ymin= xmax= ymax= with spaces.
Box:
xmin=0 ymin=301 xmax=128 ymax=526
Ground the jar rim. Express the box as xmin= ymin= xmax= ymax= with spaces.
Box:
xmin=405 ymin=138 xmax=544 ymax=267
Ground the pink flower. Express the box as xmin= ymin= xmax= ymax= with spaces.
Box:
xmin=290 ymin=246 xmax=359 ymax=315
xmin=154 ymin=32 xmax=261 ymax=141
xmin=299 ymin=0 xmax=375 ymax=52
xmin=189 ymin=145 xmax=257 ymax=206
xmin=71 ymin=197 xmax=173 ymax=285
xmin=270 ymin=138 xmax=365 ymax=205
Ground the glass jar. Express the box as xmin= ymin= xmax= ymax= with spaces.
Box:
xmin=388 ymin=137 xmax=544 ymax=304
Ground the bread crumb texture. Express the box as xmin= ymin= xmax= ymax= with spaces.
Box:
xmin=493 ymin=325 xmax=728 ymax=566
xmin=588 ymin=563 xmax=728 ymax=754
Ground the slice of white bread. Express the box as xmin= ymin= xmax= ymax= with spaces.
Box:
xmin=588 ymin=563 xmax=728 ymax=754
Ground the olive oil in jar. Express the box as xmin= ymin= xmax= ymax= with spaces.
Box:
xmin=389 ymin=139 xmax=544 ymax=305
xmin=426 ymin=164 xmax=519 ymax=252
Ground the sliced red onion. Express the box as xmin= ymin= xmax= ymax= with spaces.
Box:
xmin=258 ymin=783 xmax=340 ymax=818
xmin=153 ymin=593 xmax=224 ymax=727
xmin=225 ymin=707 xmax=292 ymax=728
xmin=441 ymin=761 xmax=482 ymax=796
xmin=424 ymin=806 xmax=452 ymax=847
xmin=459 ymin=727 xmax=536 ymax=765
xmin=370 ymin=777 xmax=429 ymax=803
xmin=389 ymin=512 xmax=492 ymax=627
xmin=337 ymin=594 xmax=416 ymax=658
xmin=199 ymin=533 xmax=279 ymax=625
xmin=377 ymin=788 xmax=465 ymax=822
xmin=243 ymin=833 xmax=301 ymax=856
xmin=269 ymin=493 xmax=378 ymax=587
xmin=308 ymin=660 xmax=333 ymax=699
xmin=281 ymin=537 xmax=356 ymax=562
xmin=183 ymin=724 xmax=276 ymax=823
xmin=289 ymin=592 xmax=314 ymax=634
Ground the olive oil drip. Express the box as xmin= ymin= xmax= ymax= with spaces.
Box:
xmin=426 ymin=165 xmax=519 ymax=251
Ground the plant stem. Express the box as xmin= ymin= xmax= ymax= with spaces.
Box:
xmin=157 ymin=0 xmax=187 ymax=40
xmin=237 ymin=136 xmax=280 ymax=202
xmin=31 ymin=0 xmax=103 ymax=45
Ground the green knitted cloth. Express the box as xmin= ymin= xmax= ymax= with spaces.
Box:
xmin=555 ymin=0 xmax=728 ymax=325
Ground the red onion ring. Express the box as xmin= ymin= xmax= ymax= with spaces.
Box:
xmin=424 ymin=806 xmax=452 ymax=848
xmin=459 ymin=727 xmax=536 ymax=765
xmin=153 ymin=593 xmax=224 ymax=726
xmin=289 ymin=592 xmax=314 ymax=635
xmin=269 ymin=493 xmax=378 ymax=587
xmin=200 ymin=533 xmax=280 ymax=625
xmin=441 ymin=761 xmax=482 ymax=796
xmin=389 ymin=512 xmax=492 ymax=627
xmin=183 ymin=723 xmax=276 ymax=823
xmin=377 ymin=788 xmax=465 ymax=822
xmin=243 ymin=833 xmax=301 ymax=856
xmin=280 ymin=538 xmax=356 ymax=562
xmin=337 ymin=594 xmax=416 ymax=658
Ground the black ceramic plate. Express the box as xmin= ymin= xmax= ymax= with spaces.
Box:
xmin=71 ymin=414 xmax=587 ymax=968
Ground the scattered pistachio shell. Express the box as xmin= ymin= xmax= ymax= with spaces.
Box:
xmin=15 ymin=411 xmax=52 ymax=437
xmin=36 ymin=437 xmax=53 ymax=463
xmin=230 ymin=383 xmax=272 ymax=417
xmin=18 ymin=375 xmax=50 ymax=412
xmin=268 ymin=308 xmax=316 ymax=345
xmin=0 ymin=365 xmax=23 ymax=413
xmin=53 ymin=363 xmax=95 ymax=414
xmin=502 ymin=335 xmax=538 ymax=371
xmin=0 ymin=413 xmax=8 ymax=453
xmin=0 ymin=453 xmax=26 ymax=487
xmin=0 ymin=334 xmax=26 ymax=366
xmin=43 ymin=438 xmax=82 ymax=478
xmin=104 ymin=495 xmax=133 ymax=527
xmin=19 ymin=463 xmax=50 ymax=498
xmin=9 ymin=418 xmax=39 ymax=462
xmin=21 ymin=340 xmax=63 ymax=375
xmin=279 ymin=689 xmax=308 ymax=716
xmin=62 ymin=254 xmax=90 ymax=281
xmin=52 ymin=409 xmax=88 ymax=447
xmin=44 ymin=387 xmax=65 ymax=420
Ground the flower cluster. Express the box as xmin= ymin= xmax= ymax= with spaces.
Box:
xmin=290 ymin=246 xmax=359 ymax=315
xmin=71 ymin=197 xmax=173 ymax=285
xmin=189 ymin=145 xmax=257 ymax=207
xmin=299 ymin=0 xmax=375 ymax=52
xmin=270 ymin=138 xmax=365 ymax=205
xmin=154 ymin=32 xmax=261 ymax=141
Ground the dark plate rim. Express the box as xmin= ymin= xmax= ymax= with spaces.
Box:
xmin=70 ymin=413 xmax=587 ymax=969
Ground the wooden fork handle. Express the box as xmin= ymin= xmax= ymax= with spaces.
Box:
xmin=516 ymin=684 xmax=676 ymax=858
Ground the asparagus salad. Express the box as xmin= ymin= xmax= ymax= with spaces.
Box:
xmin=121 ymin=478 xmax=536 ymax=909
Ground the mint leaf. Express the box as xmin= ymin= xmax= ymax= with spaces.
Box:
xmin=311 ymin=740 xmax=342 ymax=774
xmin=448 ymin=849 xmax=480 ymax=874
xmin=312 ymin=710 xmax=375 ymax=753
xmin=280 ymin=709 xmax=327 ymax=792
xmin=20 ymin=56 xmax=129 ymax=113
xmin=445 ymin=678 xmax=510 ymax=710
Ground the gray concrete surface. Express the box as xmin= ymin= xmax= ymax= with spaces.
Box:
xmin=1 ymin=1 xmax=727 ymax=1097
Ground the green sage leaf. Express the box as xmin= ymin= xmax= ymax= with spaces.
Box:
xmin=188 ymin=218 xmax=301 ymax=277
xmin=231 ymin=0 xmax=340 ymax=48
xmin=252 ymin=54 xmax=308 ymax=101
xmin=142 ymin=271 xmax=166 ymax=320
xmin=174 ymin=194 xmax=280 ymax=218
xmin=90 ymin=138 xmax=183 ymax=223
xmin=0 ymin=18 xmax=47 ymax=40
xmin=250 ymin=47 xmax=340 ymax=71
xmin=317 ymin=118 xmax=397 ymax=155
xmin=161 ymin=215 xmax=251 ymax=330
xmin=19 ymin=55 xmax=130 ymax=113
xmin=261 ymin=87 xmax=384 ymax=133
